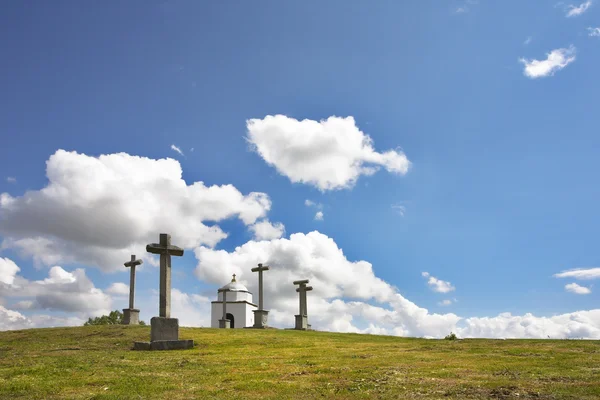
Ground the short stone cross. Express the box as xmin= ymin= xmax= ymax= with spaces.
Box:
xmin=218 ymin=288 xmax=230 ymax=328
xmin=146 ymin=233 xmax=184 ymax=318
xmin=293 ymin=279 xmax=313 ymax=330
xmin=251 ymin=263 xmax=270 ymax=328
xmin=122 ymin=254 xmax=142 ymax=325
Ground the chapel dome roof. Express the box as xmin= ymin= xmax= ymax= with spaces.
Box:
xmin=219 ymin=274 xmax=249 ymax=292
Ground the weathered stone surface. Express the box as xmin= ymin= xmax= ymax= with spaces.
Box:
xmin=150 ymin=340 xmax=194 ymax=350
xmin=132 ymin=340 xmax=194 ymax=351
xmin=133 ymin=341 xmax=151 ymax=351
xmin=122 ymin=308 xmax=140 ymax=325
xmin=252 ymin=309 xmax=269 ymax=328
xmin=146 ymin=233 xmax=184 ymax=318
xmin=295 ymin=314 xmax=308 ymax=330
xmin=219 ymin=319 xmax=231 ymax=328
xmin=151 ymin=317 xmax=179 ymax=341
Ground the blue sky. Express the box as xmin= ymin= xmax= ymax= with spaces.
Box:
xmin=1 ymin=1 xmax=599 ymax=338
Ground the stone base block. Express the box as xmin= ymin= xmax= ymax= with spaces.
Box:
xmin=253 ymin=309 xmax=269 ymax=328
xmin=151 ymin=317 xmax=179 ymax=341
xmin=122 ymin=308 xmax=140 ymax=325
xmin=219 ymin=319 xmax=230 ymax=329
xmin=295 ymin=314 xmax=308 ymax=330
xmin=133 ymin=340 xmax=194 ymax=351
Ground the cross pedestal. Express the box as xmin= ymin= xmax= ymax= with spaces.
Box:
xmin=219 ymin=319 xmax=231 ymax=328
xmin=294 ymin=314 xmax=308 ymax=330
xmin=133 ymin=233 xmax=194 ymax=351
xmin=253 ymin=310 xmax=269 ymax=329
xmin=122 ymin=308 xmax=140 ymax=325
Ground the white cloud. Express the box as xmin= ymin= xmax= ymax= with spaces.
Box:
xmin=314 ymin=211 xmax=324 ymax=221
xmin=246 ymin=115 xmax=410 ymax=191
xmin=305 ymin=199 xmax=315 ymax=207
xmin=524 ymin=36 xmax=532 ymax=45
xmin=566 ymin=1 xmax=592 ymax=17
xmin=439 ymin=299 xmax=454 ymax=306
xmin=519 ymin=46 xmax=576 ymax=79
xmin=193 ymin=232 xmax=600 ymax=338
xmin=391 ymin=203 xmax=406 ymax=217
xmin=170 ymin=144 xmax=184 ymax=156
xmin=0 ymin=257 xmax=20 ymax=285
xmin=0 ymin=305 xmax=84 ymax=331
xmin=0 ymin=150 xmax=272 ymax=271
xmin=588 ymin=27 xmax=600 ymax=37
xmin=0 ymin=259 xmax=112 ymax=317
xmin=554 ymin=267 xmax=600 ymax=280
xmin=249 ymin=220 xmax=285 ymax=241
xmin=170 ymin=289 xmax=212 ymax=327
xmin=565 ymin=283 xmax=592 ymax=294
xmin=106 ymin=282 xmax=129 ymax=296
xmin=6 ymin=177 xmax=16 ymax=183
xmin=422 ymin=272 xmax=456 ymax=293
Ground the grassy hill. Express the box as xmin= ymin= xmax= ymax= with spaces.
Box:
xmin=0 ymin=326 xmax=599 ymax=399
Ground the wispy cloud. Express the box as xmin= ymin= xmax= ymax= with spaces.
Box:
xmin=314 ymin=211 xmax=324 ymax=221
xmin=554 ymin=267 xmax=600 ymax=280
xmin=422 ymin=272 xmax=456 ymax=293
xmin=524 ymin=36 xmax=533 ymax=45
xmin=391 ymin=203 xmax=407 ymax=217
xmin=565 ymin=282 xmax=591 ymax=294
xmin=519 ymin=46 xmax=576 ymax=78
xmin=6 ymin=177 xmax=16 ymax=183
xmin=170 ymin=144 xmax=184 ymax=157
xmin=565 ymin=1 xmax=592 ymax=17
xmin=438 ymin=299 xmax=457 ymax=306
xmin=589 ymin=27 xmax=600 ymax=37
xmin=455 ymin=0 xmax=478 ymax=14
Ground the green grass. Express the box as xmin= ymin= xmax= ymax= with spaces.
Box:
xmin=1 ymin=326 xmax=599 ymax=399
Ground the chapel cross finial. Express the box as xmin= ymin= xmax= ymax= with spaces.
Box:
xmin=232 ymin=274 xmax=237 ymax=282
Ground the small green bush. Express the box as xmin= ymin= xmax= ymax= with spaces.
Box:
xmin=444 ymin=332 xmax=458 ymax=341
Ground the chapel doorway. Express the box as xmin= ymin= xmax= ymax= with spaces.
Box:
xmin=226 ymin=313 xmax=235 ymax=328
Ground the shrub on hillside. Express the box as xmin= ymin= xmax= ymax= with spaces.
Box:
xmin=84 ymin=310 xmax=146 ymax=326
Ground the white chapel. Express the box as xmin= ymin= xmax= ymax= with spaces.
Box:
xmin=210 ymin=275 xmax=257 ymax=328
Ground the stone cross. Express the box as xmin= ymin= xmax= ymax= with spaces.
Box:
xmin=146 ymin=233 xmax=184 ymax=318
xmin=124 ymin=255 xmax=143 ymax=309
xmin=251 ymin=263 xmax=269 ymax=310
xmin=293 ymin=279 xmax=313 ymax=330
xmin=218 ymin=288 xmax=230 ymax=328
xmin=251 ymin=263 xmax=270 ymax=328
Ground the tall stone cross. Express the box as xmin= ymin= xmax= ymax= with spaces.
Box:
xmin=251 ymin=263 xmax=270 ymax=328
xmin=293 ymin=279 xmax=313 ymax=330
xmin=124 ymin=255 xmax=143 ymax=310
xmin=122 ymin=254 xmax=143 ymax=325
xmin=146 ymin=233 xmax=184 ymax=318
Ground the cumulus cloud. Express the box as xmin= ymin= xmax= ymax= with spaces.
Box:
xmin=0 ymin=257 xmax=20 ymax=285
xmin=588 ymin=27 xmax=600 ymax=37
xmin=314 ymin=211 xmax=324 ymax=221
xmin=170 ymin=144 xmax=184 ymax=156
xmin=106 ymin=282 xmax=129 ymax=296
xmin=0 ymin=264 xmax=112 ymax=315
xmin=554 ymin=267 xmax=600 ymax=280
xmin=0 ymin=150 xmax=272 ymax=271
xmin=565 ymin=283 xmax=592 ymax=294
xmin=193 ymin=232 xmax=600 ymax=338
xmin=0 ymin=305 xmax=84 ymax=331
xmin=566 ymin=1 xmax=592 ymax=17
xmin=170 ymin=289 xmax=212 ymax=327
xmin=422 ymin=272 xmax=455 ymax=293
xmin=249 ymin=220 xmax=285 ymax=241
xmin=246 ymin=115 xmax=410 ymax=191
xmin=519 ymin=46 xmax=576 ymax=79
